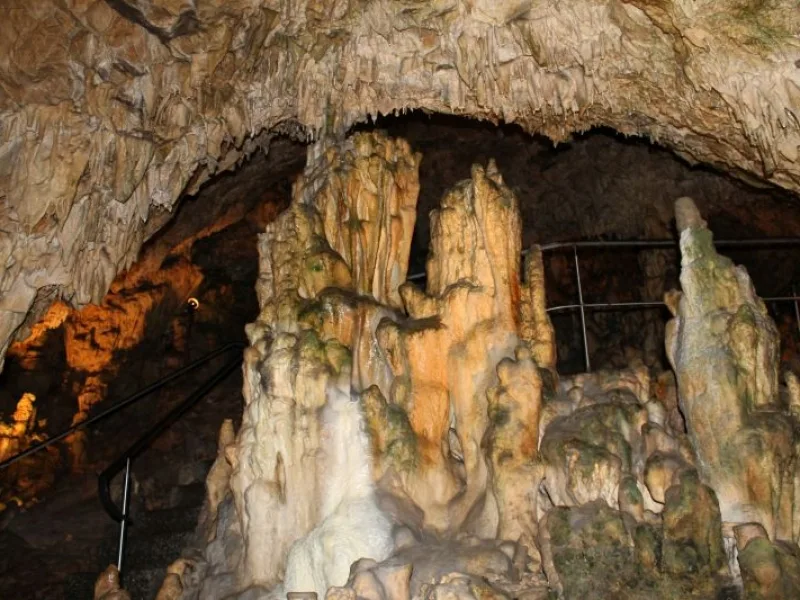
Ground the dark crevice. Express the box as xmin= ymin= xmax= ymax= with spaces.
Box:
xmin=103 ymin=0 xmax=200 ymax=45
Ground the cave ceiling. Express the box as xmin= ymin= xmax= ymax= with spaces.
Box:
xmin=1 ymin=0 xmax=799 ymax=369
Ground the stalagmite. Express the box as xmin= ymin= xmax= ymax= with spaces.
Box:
xmin=2 ymin=0 xmax=800 ymax=372
xmin=181 ymin=131 xmax=559 ymax=598
xmin=666 ymin=197 xmax=796 ymax=541
xmin=173 ymin=129 xmax=800 ymax=600
xmin=229 ymin=133 xmax=419 ymax=595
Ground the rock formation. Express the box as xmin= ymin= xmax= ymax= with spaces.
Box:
xmin=154 ymin=130 xmax=800 ymax=600
xmin=176 ymin=131 xmax=554 ymax=598
xmin=1 ymin=0 xmax=800 ymax=373
xmin=229 ymin=132 xmax=421 ymax=596
xmin=93 ymin=565 xmax=131 ymax=600
xmin=666 ymin=197 xmax=797 ymax=541
xmin=0 ymin=393 xmax=59 ymax=510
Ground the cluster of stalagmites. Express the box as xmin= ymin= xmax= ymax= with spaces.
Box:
xmin=3 ymin=0 xmax=800 ymax=384
xmin=149 ymin=132 xmax=800 ymax=600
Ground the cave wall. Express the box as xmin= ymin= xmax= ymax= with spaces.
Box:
xmin=2 ymin=0 xmax=800 ymax=369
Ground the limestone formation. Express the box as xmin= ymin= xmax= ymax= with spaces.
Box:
xmin=201 ymin=419 xmax=236 ymax=542
xmin=178 ymin=131 xmax=558 ymax=598
xmin=165 ymin=129 xmax=800 ymax=600
xmin=665 ymin=197 xmax=796 ymax=540
xmin=0 ymin=393 xmax=40 ymax=463
xmin=372 ymin=159 xmax=524 ymax=537
xmin=2 ymin=0 xmax=800 ymax=372
xmin=661 ymin=469 xmax=726 ymax=576
xmin=229 ymin=133 xmax=419 ymax=595
xmin=737 ymin=531 xmax=800 ymax=599
xmin=62 ymin=254 xmax=203 ymax=415
xmin=93 ymin=565 xmax=131 ymax=600
xmin=0 ymin=393 xmax=58 ymax=510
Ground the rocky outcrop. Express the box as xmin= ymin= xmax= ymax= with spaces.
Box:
xmin=2 ymin=0 xmax=800 ymax=371
xmin=665 ymin=197 xmax=797 ymax=540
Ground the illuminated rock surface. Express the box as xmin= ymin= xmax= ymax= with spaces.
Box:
xmin=666 ymin=197 xmax=797 ymax=540
xmin=1 ymin=0 xmax=800 ymax=371
xmin=152 ymin=132 xmax=800 ymax=600
xmin=3 ymin=1 xmax=800 ymax=585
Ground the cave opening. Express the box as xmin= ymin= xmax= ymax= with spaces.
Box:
xmin=3 ymin=113 xmax=800 ymax=598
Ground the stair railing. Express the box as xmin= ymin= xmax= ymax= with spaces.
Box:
xmin=98 ymin=344 xmax=244 ymax=575
xmin=0 ymin=340 xmax=246 ymax=579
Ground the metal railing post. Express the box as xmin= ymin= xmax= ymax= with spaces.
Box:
xmin=117 ymin=457 xmax=132 ymax=576
xmin=794 ymin=284 xmax=800 ymax=337
xmin=573 ymin=246 xmax=591 ymax=372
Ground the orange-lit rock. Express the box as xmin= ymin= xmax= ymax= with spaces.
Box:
xmin=0 ymin=393 xmax=60 ymax=510
xmin=0 ymin=393 xmax=40 ymax=463
xmin=372 ymin=159 xmax=525 ymax=536
xmin=64 ymin=255 xmax=203 ymax=413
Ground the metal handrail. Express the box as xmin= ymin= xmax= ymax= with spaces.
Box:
xmin=537 ymin=237 xmax=800 ymax=252
xmin=97 ymin=350 xmax=243 ymax=522
xmin=405 ymin=236 xmax=800 ymax=372
xmin=0 ymin=341 xmax=246 ymax=471
xmin=406 ymin=237 xmax=800 ymax=281
xmin=541 ymin=241 xmax=800 ymax=372
xmin=95 ymin=342 xmax=245 ymax=576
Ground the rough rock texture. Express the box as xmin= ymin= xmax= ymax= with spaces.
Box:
xmin=229 ymin=132 xmax=420 ymax=595
xmin=180 ymin=131 xmax=555 ymax=598
xmin=372 ymin=157 xmax=524 ymax=538
xmin=2 ymin=0 xmax=800 ymax=371
xmin=167 ymin=132 xmax=800 ymax=600
xmin=325 ymin=536 xmax=549 ymax=600
xmin=665 ymin=197 xmax=797 ymax=540
xmin=737 ymin=528 xmax=800 ymax=599
xmin=93 ymin=565 xmax=131 ymax=600
xmin=0 ymin=393 xmax=59 ymax=510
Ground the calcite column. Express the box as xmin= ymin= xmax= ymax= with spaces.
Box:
xmin=232 ymin=132 xmax=420 ymax=590
xmin=486 ymin=346 xmax=544 ymax=570
xmin=665 ymin=197 xmax=794 ymax=538
xmin=519 ymin=247 xmax=557 ymax=375
xmin=371 ymin=161 xmax=524 ymax=536
xmin=215 ymin=133 xmax=551 ymax=597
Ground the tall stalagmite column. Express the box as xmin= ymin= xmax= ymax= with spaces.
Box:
xmin=666 ymin=197 xmax=795 ymax=539
xmin=192 ymin=132 xmax=555 ymax=598
xmin=232 ymin=133 xmax=421 ymax=593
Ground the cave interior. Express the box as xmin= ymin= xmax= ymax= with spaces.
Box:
xmin=2 ymin=112 xmax=800 ymax=600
